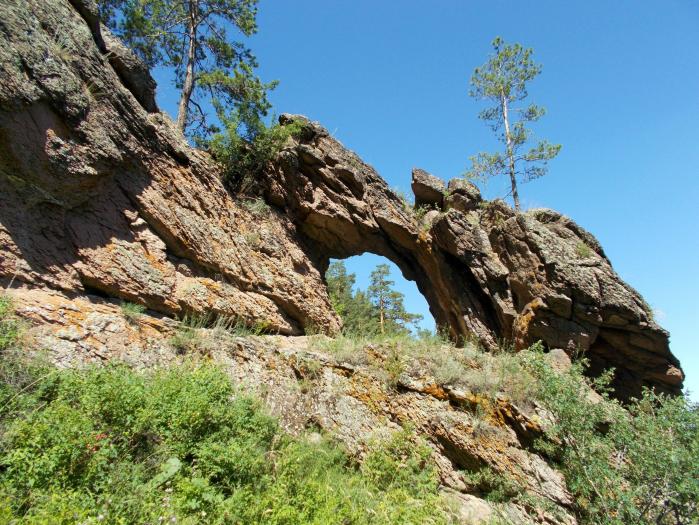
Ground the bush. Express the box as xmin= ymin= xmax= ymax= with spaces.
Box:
xmin=0 ymin=294 xmax=20 ymax=351
xmin=0 ymin=350 xmax=454 ymax=524
xmin=209 ymin=118 xmax=306 ymax=193
xmin=522 ymin=343 xmax=699 ymax=524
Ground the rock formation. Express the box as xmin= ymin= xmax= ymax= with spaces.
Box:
xmin=0 ymin=0 xmax=340 ymax=336
xmin=264 ymin=116 xmax=683 ymax=399
xmin=0 ymin=0 xmax=683 ymax=405
xmin=0 ymin=1 xmax=689 ymax=522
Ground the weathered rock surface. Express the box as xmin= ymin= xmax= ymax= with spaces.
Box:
xmin=0 ymin=0 xmax=340 ymax=336
xmin=412 ymin=167 xmax=446 ymax=208
xmin=0 ymin=0 xmax=683 ymax=406
xmin=446 ymin=178 xmax=483 ymax=213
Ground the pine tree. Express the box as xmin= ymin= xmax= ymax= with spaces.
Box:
xmin=97 ymin=0 xmax=276 ymax=139
xmin=466 ymin=37 xmax=561 ymax=211
xmin=326 ymin=261 xmax=423 ymax=337
xmin=368 ymin=264 xmax=422 ymax=335
xmin=325 ymin=261 xmax=376 ymax=335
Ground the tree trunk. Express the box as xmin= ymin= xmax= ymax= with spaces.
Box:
xmin=379 ymin=294 xmax=385 ymax=334
xmin=501 ymin=91 xmax=520 ymax=211
xmin=176 ymin=0 xmax=198 ymax=133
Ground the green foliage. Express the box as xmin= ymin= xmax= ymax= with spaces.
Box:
xmin=209 ymin=117 xmax=305 ymax=193
xmin=240 ymin=196 xmax=271 ymax=215
xmin=523 ymin=343 xmax=699 ymax=524
xmin=466 ymin=37 xmax=561 ymax=210
xmin=120 ymin=301 xmax=145 ymax=323
xmin=0 ymin=356 xmax=453 ymax=524
xmin=325 ymin=260 xmax=377 ymax=336
xmin=169 ymin=323 xmax=202 ymax=355
xmin=368 ymin=264 xmax=423 ymax=335
xmin=462 ymin=466 xmax=523 ymax=503
xmin=325 ymin=261 xmax=424 ymax=338
xmin=0 ymin=294 xmax=41 ymax=424
xmin=97 ymin=0 xmax=276 ymax=139
xmin=575 ymin=241 xmax=593 ymax=259
xmin=0 ymin=295 xmax=20 ymax=352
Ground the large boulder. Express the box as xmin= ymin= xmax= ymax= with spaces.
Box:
xmin=411 ymin=168 xmax=446 ymax=208
xmin=446 ymin=178 xmax=482 ymax=213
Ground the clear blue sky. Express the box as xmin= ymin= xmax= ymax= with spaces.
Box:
xmin=152 ymin=0 xmax=699 ymax=397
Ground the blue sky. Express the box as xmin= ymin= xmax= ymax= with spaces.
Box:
xmin=152 ymin=0 xmax=698 ymax=397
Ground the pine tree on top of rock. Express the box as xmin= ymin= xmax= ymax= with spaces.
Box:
xmin=466 ymin=37 xmax=561 ymax=211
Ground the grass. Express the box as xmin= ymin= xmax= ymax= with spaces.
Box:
xmin=120 ymin=301 xmax=145 ymax=324
xmin=240 ymin=198 xmax=270 ymax=215
xmin=243 ymin=231 xmax=262 ymax=247
xmin=0 ymin=295 xmax=20 ymax=351
xmin=3 ymin=294 xmax=696 ymax=524
xmin=169 ymin=313 xmax=274 ymax=355
xmin=575 ymin=241 xmax=593 ymax=259
xmin=310 ymin=330 xmax=538 ymax=405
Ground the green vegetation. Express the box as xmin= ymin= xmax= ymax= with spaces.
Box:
xmin=0 ymin=299 xmax=453 ymax=523
xmin=209 ymin=117 xmax=306 ymax=193
xmin=168 ymin=313 xmax=272 ymax=356
xmin=466 ymin=37 xmax=561 ymax=211
xmin=313 ymin=330 xmax=699 ymax=524
xmin=0 ymin=295 xmax=20 ymax=351
xmin=326 ymin=261 xmax=423 ymax=337
xmin=97 ymin=0 xmax=276 ymax=138
xmin=1 ymin=295 xmax=696 ymax=524
xmin=575 ymin=241 xmax=593 ymax=259
xmin=462 ymin=466 xmax=523 ymax=504
xmin=521 ymin=345 xmax=699 ymax=525
xmin=120 ymin=301 xmax=145 ymax=323
xmin=368 ymin=264 xmax=423 ymax=335
xmin=325 ymin=261 xmax=375 ymax=335
xmin=240 ymin=197 xmax=272 ymax=215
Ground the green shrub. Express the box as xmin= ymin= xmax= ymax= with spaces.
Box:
xmin=462 ymin=466 xmax=523 ymax=503
xmin=0 ymin=294 xmax=20 ymax=351
xmin=209 ymin=118 xmax=306 ymax=193
xmin=0 ymin=357 xmax=454 ymax=524
xmin=522 ymin=343 xmax=699 ymax=524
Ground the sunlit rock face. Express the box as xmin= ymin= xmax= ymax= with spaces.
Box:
xmin=0 ymin=0 xmax=683 ymax=399
xmin=0 ymin=0 xmax=341 ymax=336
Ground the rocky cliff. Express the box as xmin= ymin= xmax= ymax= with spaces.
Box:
xmin=0 ymin=0 xmax=690 ymax=522
xmin=0 ymin=0 xmax=683 ymax=402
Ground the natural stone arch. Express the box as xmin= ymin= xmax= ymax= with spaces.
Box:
xmin=263 ymin=115 xmax=683 ymax=399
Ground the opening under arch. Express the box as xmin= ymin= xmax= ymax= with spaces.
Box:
xmin=325 ymin=253 xmax=436 ymax=336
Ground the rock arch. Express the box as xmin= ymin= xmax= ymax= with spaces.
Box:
xmin=263 ymin=115 xmax=684 ymax=399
